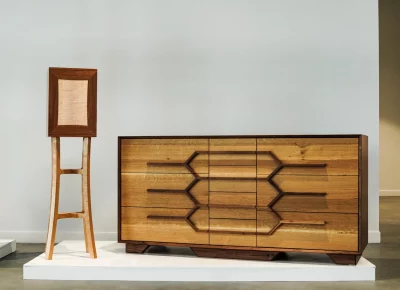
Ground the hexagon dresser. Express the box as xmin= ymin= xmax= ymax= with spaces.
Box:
xmin=118 ymin=135 xmax=368 ymax=265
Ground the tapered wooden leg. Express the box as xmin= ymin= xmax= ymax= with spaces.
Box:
xmin=328 ymin=254 xmax=361 ymax=265
xmin=126 ymin=243 xmax=150 ymax=253
xmin=81 ymin=139 xmax=89 ymax=254
xmin=82 ymin=137 xmax=97 ymax=258
xmin=45 ymin=137 xmax=61 ymax=260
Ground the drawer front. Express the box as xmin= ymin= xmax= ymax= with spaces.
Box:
xmin=121 ymin=207 xmax=209 ymax=244
xmin=257 ymin=175 xmax=358 ymax=213
xmin=257 ymin=138 xmax=359 ymax=176
xmin=120 ymin=138 xmax=208 ymax=175
xmin=121 ymin=173 xmax=208 ymax=208
xmin=209 ymin=208 xmax=257 ymax=247
xmin=257 ymin=211 xmax=358 ymax=251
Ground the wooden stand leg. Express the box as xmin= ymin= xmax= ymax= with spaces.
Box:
xmin=44 ymin=137 xmax=97 ymax=260
xmin=328 ymin=254 xmax=361 ymax=265
xmin=126 ymin=243 xmax=150 ymax=253
xmin=82 ymin=137 xmax=97 ymax=258
xmin=45 ymin=137 xmax=61 ymax=260
xmin=191 ymin=247 xmax=286 ymax=262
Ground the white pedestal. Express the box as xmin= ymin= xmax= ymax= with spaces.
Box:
xmin=0 ymin=239 xmax=16 ymax=259
xmin=23 ymin=241 xmax=375 ymax=281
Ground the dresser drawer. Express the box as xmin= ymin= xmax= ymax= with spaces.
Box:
xmin=121 ymin=207 xmax=209 ymax=244
xmin=209 ymin=207 xmax=257 ymax=247
xmin=257 ymin=211 xmax=358 ymax=251
xmin=257 ymin=138 xmax=359 ymax=176
xmin=257 ymin=175 xmax=358 ymax=213
xmin=120 ymin=138 xmax=208 ymax=175
xmin=121 ymin=173 xmax=208 ymax=208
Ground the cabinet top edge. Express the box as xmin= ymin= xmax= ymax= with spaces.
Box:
xmin=118 ymin=134 xmax=366 ymax=139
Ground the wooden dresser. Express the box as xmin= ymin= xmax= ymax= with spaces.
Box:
xmin=118 ymin=135 xmax=368 ymax=265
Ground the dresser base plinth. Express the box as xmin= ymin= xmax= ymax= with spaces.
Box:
xmin=328 ymin=254 xmax=361 ymax=265
xmin=191 ymin=247 xmax=286 ymax=262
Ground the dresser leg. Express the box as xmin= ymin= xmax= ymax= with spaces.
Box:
xmin=191 ymin=247 xmax=286 ymax=261
xmin=328 ymin=254 xmax=361 ymax=265
xmin=126 ymin=243 xmax=150 ymax=253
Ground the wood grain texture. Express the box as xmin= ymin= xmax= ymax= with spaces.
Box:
xmin=210 ymin=219 xmax=256 ymax=246
xmin=257 ymin=138 xmax=359 ymax=176
xmin=210 ymin=180 xmax=256 ymax=192
xmin=210 ymin=191 xmax=256 ymax=207
xmin=48 ymin=67 xmax=97 ymax=137
xmin=257 ymin=175 xmax=358 ymax=213
xmin=210 ymin=153 xmax=256 ymax=166
xmin=120 ymin=139 xmax=208 ymax=175
xmin=258 ymin=211 xmax=358 ymax=251
xmin=121 ymin=173 xmax=208 ymax=207
xmin=81 ymin=137 xmax=97 ymax=258
xmin=44 ymin=137 xmax=61 ymax=260
xmin=191 ymin=247 xmax=284 ymax=261
xmin=45 ymin=137 xmax=97 ymax=260
xmin=210 ymin=138 xmax=256 ymax=151
xmin=121 ymin=207 xmax=209 ymax=244
xmin=210 ymin=208 xmax=256 ymax=219
xmin=210 ymin=165 xmax=256 ymax=178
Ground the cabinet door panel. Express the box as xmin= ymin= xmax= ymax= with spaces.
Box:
xmin=257 ymin=211 xmax=358 ymax=251
xmin=121 ymin=207 xmax=209 ymax=244
xmin=121 ymin=138 xmax=208 ymax=175
xmin=257 ymin=138 xmax=358 ymax=176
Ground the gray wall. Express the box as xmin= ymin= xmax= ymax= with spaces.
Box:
xmin=0 ymin=0 xmax=380 ymax=242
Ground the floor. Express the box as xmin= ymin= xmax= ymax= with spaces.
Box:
xmin=0 ymin=197 xmax=399 ymax=290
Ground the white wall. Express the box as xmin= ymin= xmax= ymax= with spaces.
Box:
xmin=0 ymin=0 xmax=380 ymax=243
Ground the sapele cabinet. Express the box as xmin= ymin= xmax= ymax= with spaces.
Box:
xmin=118 ymin=135 xmax=368 ymax=265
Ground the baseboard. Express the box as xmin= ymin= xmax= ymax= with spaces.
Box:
xmin=0 ymin=230 xmax=382 ymax=244
xmin=380 ymin=190 xmax=400 ymax=196
xmin=0 ymin=231 xmax=117 ymax=243
xmin=368 ymin=230 xmax=381 ymax=243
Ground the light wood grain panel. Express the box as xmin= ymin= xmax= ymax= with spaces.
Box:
xmin=210 ymin=208 xmax=256 ymax=219
xmin=210 ymin=166 xmax=256 ymax=178
xmin=121 ymin=173 xmax=208 ymax=208
xmin=210 ymin=154 xmax=256 ymax=166
xmin=121 ymin=207 xmax=209 ymax=244
xmin=210 ymin=219 xmax=256 ymax=246
xmin=121 ymin=139 xmax=208 ymax=175
xmin=257 ymin=211 xmax=358 ymax=251
xmin=210 ymin=180 xmax=256 ymax=192
xmin=257 ymin=175 xmax=358 ymax=213
xmin=210 ymin=138 xmax=256 ymax=151
xmin=257 ymin=138 xmax=358 ymax=176
xmin=210 ymin=192 xmax=256 ymax=207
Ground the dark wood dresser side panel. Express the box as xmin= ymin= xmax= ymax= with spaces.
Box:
xmin=359 ymin=135 xmax=368 ymax=253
